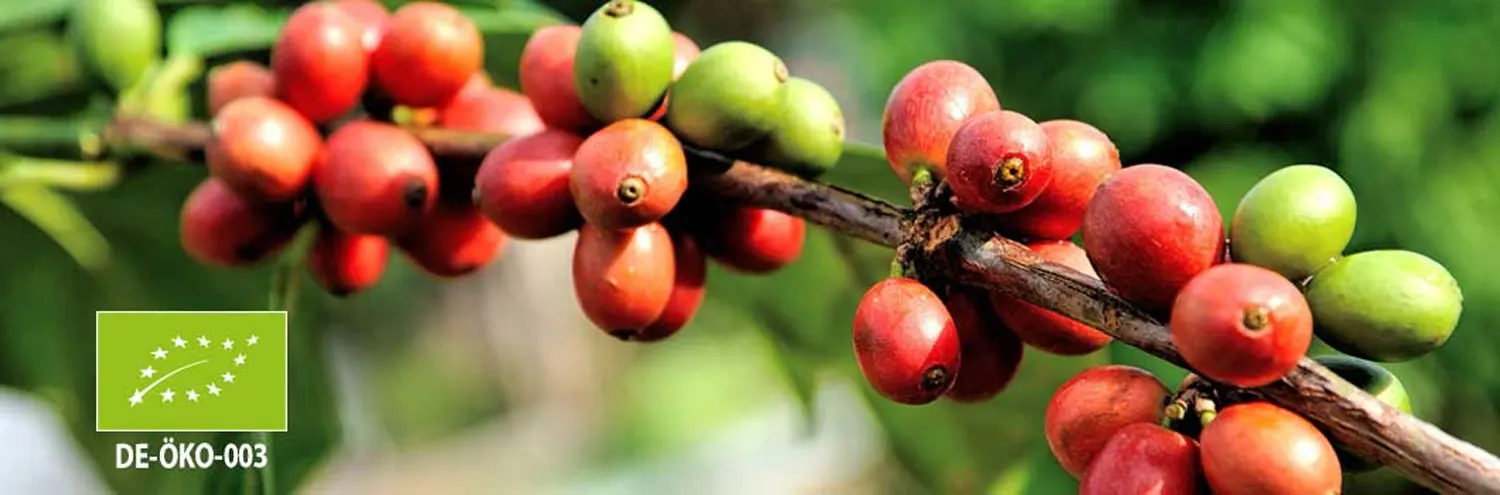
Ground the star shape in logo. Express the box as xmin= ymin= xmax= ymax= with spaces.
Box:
xmin=140 ymin=366 xmax=156 ymax=379
xmin=222 ymin=339 xmax=235 ymax=350
xmin=172 ymin=336 xmax=187 ymax=348
xmin=247 ymin=335 xmax=259 ymax=346
xmin=186 ymin=390 xmax=200 ymax=402
xmin=129 ymin=389 xmax=144 ymax=407
xmin=207 ymin=383 xmax=221 ymax=396
xmin=221 ymin=372 xmax=236 ymax=384
xmin=151 ymin=348 xmax=168 ymax=360
xmin=198 ymin=336 xmax=211 ymax=347
xmin=160 ymin=389 xmax=175 ymax=403
xmin=234 ymin=354 xmax=246 ymax=366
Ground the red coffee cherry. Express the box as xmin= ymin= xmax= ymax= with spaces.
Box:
xmin=1079 ymin=423 xmax=1203 ymax=495
xmin=330 ymin=0 xmax=389 ymax=53
xmin=397 ymin=204 xmax=508 ymax=277
xmin=1045 ymin=365 xmax=1170 ymax=479
xmin=1171 ymin=263 xmax=1313 ymax=387
xmin=474 ymin=130 xmax=585 ymax=239
xmin=570 ymin=119 xmax=687 ymax=230
xmin=637 ymin=233 xmax=707 ymax=342
xmin=1081 ymin=164 xmax=1224 ymax=314
xmin=646 ymin=31 xmax=702 ymax=121
xmin=519 ymin=25 xmax=598 ymax=132
xmin=852 ymin=277 xmax=962 ymax=405
xmin=179 ymin=178 xmax=301 ymax=267
xmin=992 ymin=240 xmax=1111 ymax=355
xmin=206 ymin=61 xmax=274 ymax=117
xmin=314 ymin=121 xmax=439 ymax=235
xmin=882 ymin=60 xmax=1000 ymax=182
xmin=1201 ymin=402 xmax=1342 ymax=494
xmin=205 ymin=97 xmax=321 ymax=202
xmin=573 ymin=222 xmax=676 ymax=338
xmin=996 ymin=119 xmax=1121 ymax=240
xmin=698 ymin=206 xmax=805 ymax=274
xmin=371 ymin=1 xmax=482 ymax=108
xmin=942 ymin=287 xmax=1023 ymax=403
xmin=307 ymin=227 xmax=389 ymax=297
xmin=437 ymin=79 xmax=545 ymax=138
xmin=271 ymin=2 xmax=368 ymax=123
xmin=946 ymin=110 xmax=1053 ymax=213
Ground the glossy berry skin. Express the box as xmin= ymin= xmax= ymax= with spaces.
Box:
xmin=397 ymin=204 xmax=508 ymax=277
xmin=314 ymin=121 xmax=439 ymax=236
xmin=996 ymin=120 xmax=1121 ymax=240
xmin=519 ymin=25 xmax=598 ymax=132
xmin=308 ymin=227 xmax=389 ymax=297
xmin=670 ymin=32 xmax=700 ymax=78
xmin=570 ymin=119 xmax=687 ymax=230
xmin=992 ymin=241 xmax=1111 ymax=355
xmin=371 ymin=2 xmax=482 ymax=108
xmin=437 ymin=81 xmax=545 ymax=138
xmin=942 ymin=287 xmax=1023 ymax=403
xmin=1082 ymin=164 xmax=1225 ymax=315
xmin=180 ymin=178 xmax=301 ymax=267
xmin=1201 ymin=402 xmax=1342 ymax=495
xmin=474 ymin=130 xmax=585 ymax=239
xmin=206 ymin=97 xmax=322 ymax=202
xmin=331 ymin=0 xmax=390 ymax=53
xmin=1231 ymin=164 xmax=1356 ymax=281
xmin=665 ymin=41 xmax=788 ymax=151
xmin=271 ymin=3 xmax=368 ymax=123
xmin=881 ymin=60 xmax=1001 ymax=182
xmin=1079 ymin=423 xmax=1203 ymax=495
xmin=1045 ymin=365 xmax=1170 ymax=479
xmin=207 ymin=61 xmax=274 ymax=116
xmin=573 ymin=222 xmax=676 ymax=338
xmin=698 ymin=206 xmax=805 ymax=274
xmin=573 ymin=0 xmax=675 ymax=122
xmin=637 ymin=234 xmax=707 ymax=342
xmin=946 ymin=110 xmax=1053 ymax=213
xmin=852 ymin=277 xmax=963 ymax=405
xmin=1172 ymin=263 xmax=1313 ymax=387
xmin=1305 ymin=250 xmax=1463 ymax=362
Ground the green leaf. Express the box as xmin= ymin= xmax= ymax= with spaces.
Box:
xmin=0 ymin=184 xmax=110 ymax=273
xmin=465 ymin=3 xmax=571 ymax=89
xmin=166 ymin=4 xmax=287 ymax=59
xmin=0 ymin=153 xmax=120 ymax=191
xmin=0 ymin=0 xmax=74 ymax=34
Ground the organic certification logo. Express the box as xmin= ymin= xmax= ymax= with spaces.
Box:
xmin=96 ymin=311 xmax=288 ymax=432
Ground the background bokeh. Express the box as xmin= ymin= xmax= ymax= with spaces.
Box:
xmin=0 ymin=0 xmax=1497 ymax=493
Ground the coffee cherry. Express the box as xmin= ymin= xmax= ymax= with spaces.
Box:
xmin=206 ymin=97 xmax=322 ymax=202
xmin=1079 ymin=423 xmax=1203 ymax=495
xmin=308 ymin=227 xmax=389 ymax=297
xmin=314 ymin=121 xmax=439 ymax=235
xmin=574 ymin=0 xmax=675 ymax=122
xmin=397 ymin=204 xmax=508 ymax=277
xmin=474 ymin=130 xmax=585 ymax=239
xmin=180 ymin=178 xmax=301 ymax=267
xmin=570 ymin=119 xmax=687 ymax=230
xmin=68 ymin=0 xmax=159 ymax=91
xmin=331 ymin=0 xmax=390 ymax=53
xmin=1200 ymin=402 xmax=1342 ymax=494
xmin=698 ymin=206 xmax=805 ymax=274
xmin=1231 ymin=164 xmax=1357 ymax=280
xmin=992 ymin=240 xmax=1111 ymax=355
xmin=573 ymin=222 xmax=676 ymax=337
xmin=881 ymin=60 xmax=1000 ymax=182
xmin=1045 ymin=365 xmax=1170 ymax=479
xmin=946 ymin=110 xmax=1053 ymax=213
xmin=437 ymin=78 xmax=545 ymax=138
xmin=852 ymin=277 xmax=962 ymax=405
xmin=1082 ymin=164 xmax=1224 ymax=314
xmin=667 ymin=41 xmax=788 ymax=151
xmin=272 ymin=3 xmax=368 ymax=123
xmin=747 ymin=77 xmax=845 ymax=178
xmin=1171 ymin=263 xmax=1313 ymax=387
xmin=371 ymin=2 xmax=482 ymax=108
xmin=942 ymin=287 xmax=1023 ymax=403
xmin=670 ymin=32 xmax=700 ymax=78
xmin=207 ymin=61 xmax=275 ymax=117
xmin=637 ymin=234 xmax=707 ymax=342
xmin=1312 ymin=354 xmax=1412 ymax=472
xmin=1306 ymin=250 xmax=1462 ymax=362
xmin=519 ymin=26 xmax=598 ymax=132
xmin=995 ymin=120 xmax=1121 ymax=240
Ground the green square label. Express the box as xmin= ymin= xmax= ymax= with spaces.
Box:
xmin=96 ymin=311 xmax=288 ymax=432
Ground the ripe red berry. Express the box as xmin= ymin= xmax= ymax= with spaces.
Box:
xmin=942 ymin=287 xmax=1023 ymax=403
xmin=330 ymin=0 xmax=389 ymax=53
xmin=637 ymin=234 xmax=707 ymax=342
xmin=397 ymin=204 xmax=508 ymax=277
xmin=946 ymin=110 xmax=1053 ymax=213
xmin=179 ymin=178 xmax=301 ymax=267
xmin=308 ymin=227 xmax=389 ymax=296
xmin=1045 ymin=365 xmax=1170 ymax=479
xmin=314 ymin=121 xmax=439 ymax=235
xmin=573 ymin=222 xmax=676 ymax=338
xmin=1201 ymin=402 xmax=1342 ymax=494
xmin=205 ymin=97 xmax=321 ymax=202
xmin=881 ymin=60 xmax=1000 ymax=182
xmin=992 ymin=240 xmax=1111 ymax=355
xmin=271 ymin=3 xmax=368 ymax=123
xmin=1079 ymin=423 xmax=1203 ymax=495
xmin=698 ymin=206 xmax=805 ymax=274
xmin=570 ymin=119 xmax=687 ymax=230
xmin=1081 ymin=164 xmax=1224 ymax=314
xmin=437 ymin=81 xmax=545 ymax=138
xmin=206 ymin=61 xmax=274 ymax=117
xmin=371 ymin=1 xmax=482 ymax=108
xmin=520 ymin=26 xmax=598 ymax=132
xmin=996 ymin=119 xmax=1121 ymax=240
xmin=1171 ymin=263 xmax=1313 ymax=387
xmin=474 ymin=130 xmax=585 ymax=239
xmin=852 ymin=277 xmax=962 ymax=405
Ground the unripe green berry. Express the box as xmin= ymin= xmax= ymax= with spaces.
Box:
xmin=1231 ymin=164 xmax=1357 ymax=280
xmin=666 ymin=41 xmax=787 ymax=151
xmin=1305 ymin=250 xmax=1463 ymax=362
xmin=747 ymin=77 xmax=844 ymax=178
xmin=574 ymin=0 xmax=675 ymax=123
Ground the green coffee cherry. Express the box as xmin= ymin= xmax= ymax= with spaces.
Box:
xmin=68 ymin=0 xmax=161 ymax=92
xmin=1306 ymin=250 xmax=1463 ymax=362
xmin=574 ymin=0 xmax=676 ymax=123
xmin=666 ymin=41 xmax=788 ymax=151
xmin=747 ymin=77 xmax=844 ymax=178
xmin=1312 ymin=354 xmax=1411 ymax=472
xmin=1230 ymin=164 xmax=1356 ymax=280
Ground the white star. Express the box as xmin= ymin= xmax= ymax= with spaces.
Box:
xmin=221 ymin=372 xmax=235 ymax=383
xmin=160 ymin=389 xmax=175 ymax=403
xmin=197 ymin=336 xmax=210 ymax=347
xmin=172 ymin=336 xmax=186 ymax=348
xmin=247 ymin=335 xmax=259 ymax=346
xmin=207 ymin=383 xmax=221 ymax=396
xmin=128 ymin=389 xmax=143 ymax=407
xmin=186 ymin=390 xmax=200 ymax=402
xmin=222 ymin=339 xmax=234 ymax=350
xmin=233 ymin=354 xmax=246 ymax=366
xmin=139 ymin=366 xmax=156 ymax=379
xmin=151 ymin=348 xmax=167 ymax=360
